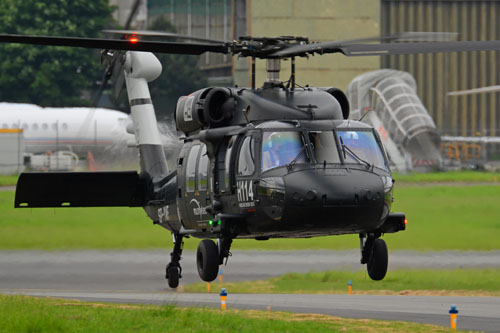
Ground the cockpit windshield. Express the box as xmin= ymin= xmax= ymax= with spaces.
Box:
xmin=337 ymin=130 xmax=388 ymax=171
xmin=262 ymin=131 xmax=306 ymax=172
xmin=308 ymin=131 xmax=341 ymax=164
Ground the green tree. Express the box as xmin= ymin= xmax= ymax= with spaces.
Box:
xmin=147 ymin=16 xmax=208 ymax=120
xmin=0 ymin=0 xmax=112 ymax=106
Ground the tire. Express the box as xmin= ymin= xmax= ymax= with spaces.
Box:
xmin=367 ymin=238 xmax=388 ymax=281
xmin=167 ymin=266 xmax=180 ymax=288
xmin=196 ymin=239 xmax=219 ymax=282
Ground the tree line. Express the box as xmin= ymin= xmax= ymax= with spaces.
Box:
xmin=0 ymin=0 xmax=207 ymax=120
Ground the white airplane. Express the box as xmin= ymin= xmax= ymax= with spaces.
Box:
xmin=0 ymin=102 xmax=134 ymax=157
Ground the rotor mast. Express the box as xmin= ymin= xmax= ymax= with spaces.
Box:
xmin=266 ymin=58 xmax=281 ymax=84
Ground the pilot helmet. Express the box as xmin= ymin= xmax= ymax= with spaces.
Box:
xmin=344 ymin=131 xmax=359 ymax=140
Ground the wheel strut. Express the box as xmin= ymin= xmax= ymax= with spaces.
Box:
xmin=218 ymin=237 xmax=233 ymax=265
xmin=359 ymin=232 xmax=376 ymax=264
xmin=166 ymin=233 xmax=184 ymax=288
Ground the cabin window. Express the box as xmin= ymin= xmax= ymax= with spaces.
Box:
xmin=237 ymin=136 xmax=255 ymax=176
xmin=42 ymin=123 xmax=48 ymax=130
xmin=32 ymin=124 xmax=38 ymax=131
xmin=337 ymin=130 xmax=388 ymax=171
xmin=261 ymin=131 xmax=306 ymax=172
xmin=2 ymin=124 xmax=8 ymax=129
xmin=308 ymin=131 xmax=341 ymax=164
xmin=62 ymin=123 xmax=68 ymax=130
xmin=197 ymin=144 xmax=209 ymax=191
xmin=186 ymin=144 xmax=200 ymax=193
xmin=22 ymin=124 xmax=28 ymax=130
xmin=224 ymin=136 xmax=236 ymax=191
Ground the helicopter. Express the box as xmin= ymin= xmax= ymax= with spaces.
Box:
xmin=4 ymin=31 xmax=500 ymax=288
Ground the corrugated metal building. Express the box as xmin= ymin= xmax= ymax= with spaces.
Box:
xmin=147 ymin=0 xmax=379 ymax=89
xmin=147 ymin=0 xmax=500 ymax=155
xmin=381 ymin=0 xmax=500 ymax=140
xmin=148 ymin=0 xmax=238 ymax=86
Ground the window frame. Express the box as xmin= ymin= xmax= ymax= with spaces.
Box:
xmin=185 ymin=144 xmax=201 ymax=193
xmin=335 ymin=128 xmax=390 ymax=171
xmin=236 ymin=134 xmax=257 ymax=177
xmin=306 ymin=130 xmax=342 ymax=164
xmin=260 ymin=129 xmax=308 ymax=173
xmin=197 ymin=144 xmax=209 ymax=192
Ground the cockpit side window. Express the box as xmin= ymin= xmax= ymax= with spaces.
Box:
xmin=337 ymin=130 xmax=388 ymax=171
xmin=308 ymin=131 xmax=341 ymax=164
xmin=237 ymin=136 xmax=255 ymax=176
xmin=261 ymin=131 xmax=306 ymax=172
xmin=186 ymin=144 xmax=200 ymax=193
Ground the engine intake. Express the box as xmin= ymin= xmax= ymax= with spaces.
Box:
xmin=175 ymin=87 xmax=234 ymax=135
xmin=323 ymin=87 xmax=350 ymax=119
xmin=203 ymin=88 xmax=233 ymax=128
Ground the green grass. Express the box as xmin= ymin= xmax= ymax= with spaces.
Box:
xmin=393 ymin=170 xmax=500 ymax=183
xmin=389 ymin=185 xmax=500 ymax=250
xmin=1 ymin=184 xmax=500 ymax=250
xmin=185 ymin=268 xmax=500 ymax=296
xmin=0 ymin=175 xmax=18 ymax=186
xmin=1 ymin=170 xmax=496 ymax=187
xmin=0 ymin=294 xmax=451 ymax=332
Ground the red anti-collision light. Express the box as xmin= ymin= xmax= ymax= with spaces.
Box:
xmin=404 ymin=219 xmax=408 ymax=224
xmin=129 ymin=36 xmax=139 ymax=44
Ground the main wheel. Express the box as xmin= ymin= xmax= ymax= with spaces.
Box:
xmin=367 ymin=238 xmax=388 ymax=281
xmin=196 ymin=239 xmax=219 ymax=282
xmin=166 ymin=266 xmax=180 ymax=288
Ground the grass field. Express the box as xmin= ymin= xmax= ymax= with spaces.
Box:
xmin=184 ymin=268 xmax=500 ymax=296
xmin=1 ymin=182 xmax=500 ymax=250
xmin=1 ymin=170 xmax=499 ymax=187
xmin=0 ymin=295 xmax=451 ymax=332
xmin=393 ymin=170 xmax=500 ymax=183
xmin=0 ymin=175 xmax=18 ymax=186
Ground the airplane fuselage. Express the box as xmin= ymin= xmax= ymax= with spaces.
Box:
xmin=0 ymin=103 xmax=133 ymax=156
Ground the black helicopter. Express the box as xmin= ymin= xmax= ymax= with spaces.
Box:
xmin=5 ymin=32 xmax=500 ymax=288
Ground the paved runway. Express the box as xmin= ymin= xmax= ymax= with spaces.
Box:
xmin=2 ymin=249 xmax=500 ymax=290
xmin=1 ymin=250 xmax=500 ymax=331
xmin=3 ymin=290 xmax=500 ymax=331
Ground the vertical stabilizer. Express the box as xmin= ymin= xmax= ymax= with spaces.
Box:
xmin=123 ymin=51 xmax=168 ymax=179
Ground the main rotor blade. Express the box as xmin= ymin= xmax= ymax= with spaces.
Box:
xmin=333 ymin=32 xmax=459 ymax=45
xmin=0 ymin=34 xmax=229 ymax=55
xmin=272 ymin=39 xmax=500 ymax=57
xmin=448 ymin=85 xmax=500 ymax=96
xmin=103 ymin=29 xmax=226 ymax=44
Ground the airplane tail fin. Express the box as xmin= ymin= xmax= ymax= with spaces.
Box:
xmin=123 ymin=51 xmax=169 ymax=180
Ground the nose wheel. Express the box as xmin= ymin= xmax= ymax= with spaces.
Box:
xmin=165 ymin=233 xmax=184 ymax=289
xmin=360 ymin=233 xmax=388 ymax=281
xmin=166 ymin=265 xmax=180 ymax=288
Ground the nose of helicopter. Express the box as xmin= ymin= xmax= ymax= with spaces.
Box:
xmin=282 ymin=168 xmax=385 ymax=232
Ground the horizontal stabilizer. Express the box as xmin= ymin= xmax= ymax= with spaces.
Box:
xmin=15 ymin=171 xmax=147 ymax=208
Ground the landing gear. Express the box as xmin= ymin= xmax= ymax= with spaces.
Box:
xmin=360 ymin=233 xmax=388 ymax=281
xmin=196 ymin=239 xmax=219 ymax=281
xmin=166 ymin=234 xmax=184 ymax=288
xmin=196 ymin=236 xmax=233 ymax=282
xmin=166 ymin=265 xmax=179 ymax=288
xmin=367 ymin=238 xmax=388 ymax=280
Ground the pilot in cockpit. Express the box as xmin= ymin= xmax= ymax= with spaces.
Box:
xmin=262 ymin=132 xmax=303 ymax=171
